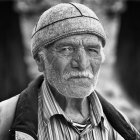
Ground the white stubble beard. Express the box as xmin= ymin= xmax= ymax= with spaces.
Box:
xmin=43 ymin=59 xmax=100 ymax=98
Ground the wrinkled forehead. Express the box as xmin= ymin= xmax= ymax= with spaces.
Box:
xmin=48 ymin=34 xmax=103 ymax=49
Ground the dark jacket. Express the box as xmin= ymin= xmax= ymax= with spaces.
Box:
xmin=3 ymin=75 xmax=140 ymax=140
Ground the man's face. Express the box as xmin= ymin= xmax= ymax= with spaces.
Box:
xmin=40 ymin=34 xmax=104 ymax=98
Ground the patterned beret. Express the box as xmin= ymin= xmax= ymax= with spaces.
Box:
xmin=31 ymin=2 xmax=106 ymax=58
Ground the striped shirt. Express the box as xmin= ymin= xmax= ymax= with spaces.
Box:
xmin=38 ymin=81 xmax=124 ymax=140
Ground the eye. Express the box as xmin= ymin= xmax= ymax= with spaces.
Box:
xmin=57 ymin=46 xmax=74 ymax=55
xmin=87 ymin=47 xmax=99 ymax=55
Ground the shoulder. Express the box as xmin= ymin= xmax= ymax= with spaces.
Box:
xmin=118 ymin=110 xmax=140 ymax=139
xmin=105 ymin=104 xmax=140 ymax=140
xmin=96 ymin=91 xmax=140 ymax=139
xmin=103 ymin=107 xmax=140 ymax=140
xmin=0 ymin=95 xmax=19 ymax=140
xmin=112 ymin=110 xmax=140 ymax=140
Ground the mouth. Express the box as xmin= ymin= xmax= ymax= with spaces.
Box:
xmin=63 ymin=71 xmax=94 ymax=80
xmin=68 ymin=76 xmax=90 ymax=79
xmin=66 ymin=76 xmax=93 ymax=87
xmin=67 ymin=76 xmax=92 ymax=82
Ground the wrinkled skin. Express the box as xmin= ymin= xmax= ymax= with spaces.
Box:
xmin=38 ymin=34 xmax=104 ymax=99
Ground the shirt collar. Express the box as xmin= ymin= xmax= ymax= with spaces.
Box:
xmin=88 ymin=91 xmax=104 ymax=126
xmin=41 ymin=80 xmax=109 ymax=130
xmin=41 ymin=80 xmax=66 ymax=121
xmin=88 ymin=91 xmax=110 ymax=131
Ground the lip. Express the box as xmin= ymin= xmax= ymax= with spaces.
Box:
xmin=68 ymin=76 xmax=91 ymax=80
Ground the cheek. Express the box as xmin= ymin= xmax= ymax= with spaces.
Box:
xmin=90 ymin=58 xmax=102 ymax=74
xmin=47 ymin=53 xmax=70 ymax=76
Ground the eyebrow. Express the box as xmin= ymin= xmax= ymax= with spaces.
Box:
xmin=85 ymin=44 xmax=101 ymax=48
xmin=52 ymin=38 xmax=102 ymax=49
xmin=53 ymin=42 xmax=75 ymax=49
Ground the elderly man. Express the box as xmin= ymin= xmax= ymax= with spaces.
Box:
xmin=0 ymin=2 xmax=140 ymax=140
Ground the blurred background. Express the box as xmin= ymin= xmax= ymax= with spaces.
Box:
xmin=0 ymin=0 xmax=140 ymax=131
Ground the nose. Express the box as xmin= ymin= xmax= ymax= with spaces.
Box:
xmin=71 ymin=48 xmax=90 ymax=70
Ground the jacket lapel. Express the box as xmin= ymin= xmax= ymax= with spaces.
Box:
xmin=10 ymin=75 xmax=44 ymax=140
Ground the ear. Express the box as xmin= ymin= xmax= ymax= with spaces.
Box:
xmin=101 ymin=48 xmax=105 ymax=63
xmin=35 ymin=55 xmax=45 ymax=72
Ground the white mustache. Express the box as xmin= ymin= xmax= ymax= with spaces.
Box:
xmin=63 ymin=71 xmax=94 ymax=80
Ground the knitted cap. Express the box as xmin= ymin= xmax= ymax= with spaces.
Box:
xmin=31 ymin=3 xmax=106 ymax=58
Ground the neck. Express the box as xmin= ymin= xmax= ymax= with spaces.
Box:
xmin=48 ymin=83 xmax=90 ymax=123
xmin=64 ymin=97 xmax=89 ymax=116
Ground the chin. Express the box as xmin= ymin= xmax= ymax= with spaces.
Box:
xmin=57 ymin=84 xmax=95 ymax=98
xmin=69 ymin=87 xmax=94 ymax=98
xmin=47 ymin=76 xmax=97 ymax=98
